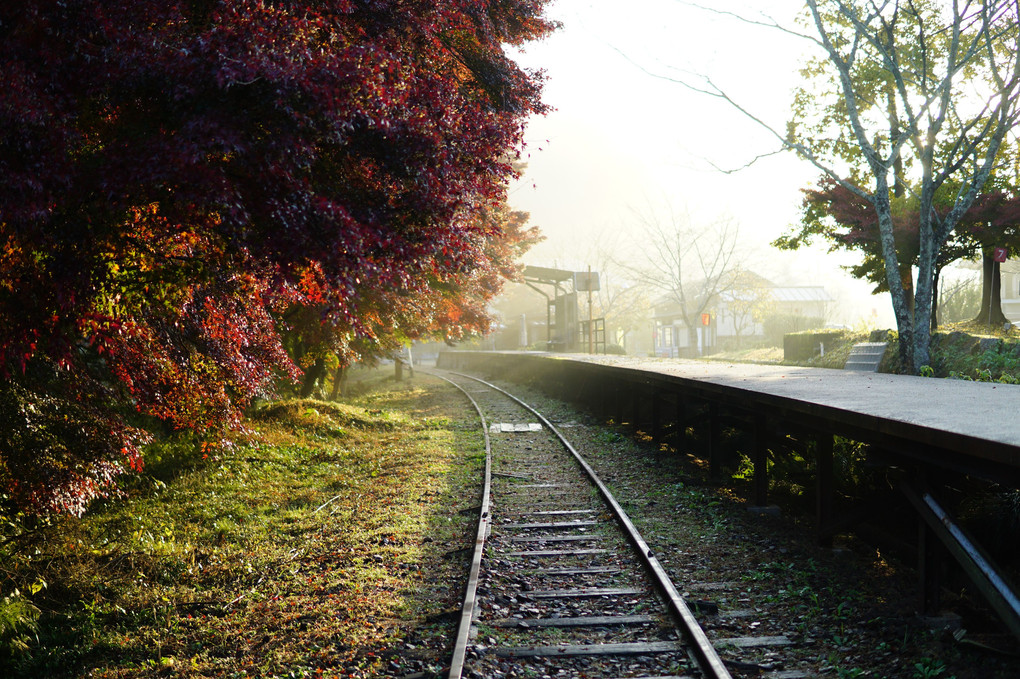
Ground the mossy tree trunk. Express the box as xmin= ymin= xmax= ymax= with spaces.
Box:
xmin=299 ymin=357 xmax=327 ymax=398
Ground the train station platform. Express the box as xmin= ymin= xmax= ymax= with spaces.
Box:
xmin=438 ymin=351 xmax=1020 ymax=480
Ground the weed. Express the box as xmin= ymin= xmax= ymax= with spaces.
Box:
xmin=913 ymin=657 xmax=954 ymax=679
xmin=596 ymin=428 xmax=625 ymax=444
xmin=0 ymin=589 xmax=40 ymax=655
xmin=836 ymin=667 xmax=865 ymax=678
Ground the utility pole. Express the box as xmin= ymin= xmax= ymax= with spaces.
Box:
xmin=588 ymin=266 xmax=594 ymax=354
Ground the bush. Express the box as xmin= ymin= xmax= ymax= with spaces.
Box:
xmin=929 ymin=330 xmax=1020 ymax=382
xmin=763 ymin=314 xmax=825 ymax=346
xmin=0 ymin=590 xmax=40 ymax=657
xmin=783 ymin=330 xmax=845 ymax=362
xmin=0 ymin=365 xmax=148 ymax=518
xmin=977 ymin=344 xmax=1020 ymax=382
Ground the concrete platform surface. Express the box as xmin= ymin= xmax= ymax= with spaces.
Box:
xmin=577 ymin=355 xmax=1020 ymax=450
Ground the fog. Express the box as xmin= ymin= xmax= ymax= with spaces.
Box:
xmin=504 ymin=0 xmax=901 ymax=332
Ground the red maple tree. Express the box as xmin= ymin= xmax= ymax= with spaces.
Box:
xmin=779 ymin=178 xmax=1020 ymax=329
xmin=0 ymin=1 xmax=554 ymax=515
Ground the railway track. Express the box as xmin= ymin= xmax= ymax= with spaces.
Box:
xmin=433 ymin=369 xmax=807 ymax=679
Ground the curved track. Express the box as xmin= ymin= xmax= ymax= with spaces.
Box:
xmin=433 ymin=369 xmax=734 ymax=679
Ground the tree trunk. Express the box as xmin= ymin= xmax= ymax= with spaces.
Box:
xmin=992 ymin=259 xmax=1006 ymax=325
xmin=900 ymin=266 xmax=914 ymax=320
xmin=329 ymin=364 xmax=348 ymax=401
xmin=972 ymin=250 xmax=1008 ymax=326
xmin=873 ymin=178 xmax=914 ymax=371
xmin=931 ymin=268 xmax=940 ymax=332
xmin=913 ymin=247 xmax=935 ymax=372
xmin=912 ymin=183 xmax=944 ymax=373
xmin=687 ymin=324 xmax=700 ymax=358
xmin=299 ymin=357 xmax=326 ymax=398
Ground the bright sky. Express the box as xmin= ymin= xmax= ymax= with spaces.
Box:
xmin=506 ymin=0 xmax=898 ymax=325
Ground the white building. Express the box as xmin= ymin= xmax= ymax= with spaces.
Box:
xmin=1003 ymin=260 xmax=1020 ymax=323
xmin=651 ymin=275 xmax=834 ymax=357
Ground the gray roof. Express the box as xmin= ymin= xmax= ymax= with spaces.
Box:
xmin=770 ymin=286 xmax=834 ymax=303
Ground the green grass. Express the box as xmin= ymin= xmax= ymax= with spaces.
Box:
xmin=0 ymin=371 xmax=483 ymax=678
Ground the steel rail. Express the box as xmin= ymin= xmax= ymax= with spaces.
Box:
xmin=429 ymin=372 xmax=493 ymax=679
xmin=446 ymin=370 xmax=733 ymax=679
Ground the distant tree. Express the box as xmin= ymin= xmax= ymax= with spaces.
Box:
xmin=938 ymin=275 xmax=982 ymax=325
xmin=789 ymin=0 xmax=1020 ymax=371
xmin=628 ymin=205 xmax=742 ymax=355
xmin=680 ymin=0 xmax=1020 ymax=372
xmin=776 ymin=179 xmax=1020 ymax=329
xmin=723 ymin=271 xmax=776 ymax=347
xmin=580 ymin=230 xmax=653 ymax=352
xmin=0 ymin=1 xmax=554 ymax=515
xmin=593 ymin=275 xmax=652 ymax=352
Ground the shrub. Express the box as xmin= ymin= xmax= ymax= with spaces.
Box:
xmin=0 ymin=590 xmax=40 ymax=657
xmin=764 ymin=315 xmax=825 ymax=346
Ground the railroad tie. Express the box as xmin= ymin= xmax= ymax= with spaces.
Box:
xmin=506 ymin=548 xmax=608 ymax=557
xmin=524 ymin=586 xmax=645 ymax=598
xmin=494 ymin=640 xmax=684 ymax=658
xmin=499 ymin=520 xmax=599 ymax=529
xmin=490 ymin=614 xmax=658 ymax=628
xmin=716 ymin=635 xmax=792 ymax=648
xmin=505 ymin=533 xmax=600 ymax=543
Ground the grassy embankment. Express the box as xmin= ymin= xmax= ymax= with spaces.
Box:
xmin=1 ymin=371 xmax=480 ymax=678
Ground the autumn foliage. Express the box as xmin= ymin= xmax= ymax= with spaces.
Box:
xmin=0 ymin=1 xmax=553 ymax=515
xmin=782 ymin=179 xmax=1020 ymax=295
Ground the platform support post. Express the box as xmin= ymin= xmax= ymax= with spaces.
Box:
xmin=652 ymin=391 xmax=663 ymax=448
xmin=708 ymin=402 xmax=721 ymax=480
xmin=815 ymin=433 xmax=834 ymax=548
xmin=753 ymin=414 xmax=768 ymax=506
xmin=631 ymin=387 xmax=641 ymax=431
xmin=919 ymin=519 xmax=943 ymax=615
xmin=614 ymin=383 xmax=624 ymax=426
xmin=595 ymin=377 xmax=603 ymax=420
xmin=673 ymin=398 xmax=686 ymax=452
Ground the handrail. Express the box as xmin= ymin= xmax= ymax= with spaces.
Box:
xmin=901 ymin=480 xmax=1020 ymax=641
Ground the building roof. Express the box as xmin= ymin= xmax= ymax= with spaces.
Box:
xmin=522 ymin=265 xmax=575 ymax=284
xmin=718 ymin=285 xmax=835 ymax=304
xmin=770 ymin=286 xmax=835 ymax=303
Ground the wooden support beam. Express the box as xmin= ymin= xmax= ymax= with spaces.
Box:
xmin=631 ymin=387 xmax=641 ymax=429
xmin=709 ymin=402 xmax=721 ymax=480
xmin=674 ymin=398 xmax=686 ymax=450
xmin=615 ymin=384 xmax=624 ymax=425
xmin=652 ymin=390 xmax=662 ymax=444
xmin=816 ymin=433 xmax=834 ymax=548
xmin=753 ymin=414 xmax=768 ymax=506
xmin=919 ymin=519 xmax=943 ymax=615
